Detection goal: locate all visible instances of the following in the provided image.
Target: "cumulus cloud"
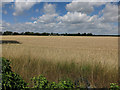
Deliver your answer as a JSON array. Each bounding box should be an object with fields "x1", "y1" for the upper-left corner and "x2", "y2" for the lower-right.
[
  {"x1": 66, "y1": 2, "x2": 106, "y2": 14},
  {"x1": 43, "y1": 3, "x2": 56, "y2": 14},
  {"x1": 36, "y1": 14, "x2": 58, "y2": 23},
  {"x1": 57, "y1": 12, "x2": 91, "y2": 24},
  {"x1": 100, "y1": 3, "x2": 118, "y2": 23},
  {"x1": 34, "y1": 3, "x2": 58, "y2": 24},
  {"x1": 13, "y1": 0, "x2": 37, "y2": 16},
  {"x1": 2, "y1": 2, "x2": 118, "y2": 35}
]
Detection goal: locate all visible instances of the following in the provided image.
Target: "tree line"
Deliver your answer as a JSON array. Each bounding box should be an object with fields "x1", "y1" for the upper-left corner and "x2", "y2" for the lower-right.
[{"x1": 1, "y1": 31, "x2": 93, "y2": 36}]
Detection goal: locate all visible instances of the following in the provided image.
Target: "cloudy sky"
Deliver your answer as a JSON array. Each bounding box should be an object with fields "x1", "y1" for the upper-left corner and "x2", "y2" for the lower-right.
[{"x1": 1, "y1": 1, "x2": 119, "y2": 35}]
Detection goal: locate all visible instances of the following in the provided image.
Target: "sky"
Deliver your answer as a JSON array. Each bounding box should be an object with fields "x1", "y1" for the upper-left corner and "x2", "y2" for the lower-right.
[{"x1": 1, "y1": 1, "x2": 119, "y2": 35}]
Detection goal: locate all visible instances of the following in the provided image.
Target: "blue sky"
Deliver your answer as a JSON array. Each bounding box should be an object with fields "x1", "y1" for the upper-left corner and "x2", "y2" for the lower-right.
[
  {"x1": 2, "y1": 2, "x2": 119, "y2": 35},
  {"x1": 2, "y1": 2, "x2": 69, "y2": 23}
]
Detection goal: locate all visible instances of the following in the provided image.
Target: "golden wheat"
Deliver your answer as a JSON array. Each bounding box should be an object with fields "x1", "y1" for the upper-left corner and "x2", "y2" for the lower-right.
[{"x1": 2, "y1": 36, "x2": 118, "y2": 88}]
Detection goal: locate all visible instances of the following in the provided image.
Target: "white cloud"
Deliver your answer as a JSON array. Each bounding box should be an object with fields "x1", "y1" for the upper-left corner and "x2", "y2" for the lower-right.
[
  {"x1": 2, "y1": 2, "x2": 118, "y2": 35},
  {"x1": 31, "y1": 17, "x2": 38, "y2": 20},
  {"x1": 12, "y1": 12, "x2": 17, "y2": 16},
  {"x1": 13, "y1": 0, "x2": 37, "y2": 16},
  {"x1": 100, "y1": 3, "x2": 118, "y2": 23},
  {"x1": 35, "y1": 3, "x2": 58, "y2": 24},
  {"x1": 66, "y1": 2, "x2": 93, "y2": 14},
  {"x1": 43, "y1": 3, "x2": 56, "y2": 14},
  {"x1": 33, "y1": 21, "x2": 37, "y2": 24},
  {"x1": 3, "y1": 10, "x2": 7, "y2": 14},
  {"x1": 25, "y1": 22, "x2": 33, "y2": 24},
  {"x1": 66, "y1": 2, "x2": 106, "y2": 14},
  {"x1": 36, "y1": 14, "x2": 58, "y2": 23},
  {"x1": 35, "y1": 9, "x2": 39, "y2": 12},
  {"x1": 57, "y1": 12, "x2": 91, "y2": 24}
]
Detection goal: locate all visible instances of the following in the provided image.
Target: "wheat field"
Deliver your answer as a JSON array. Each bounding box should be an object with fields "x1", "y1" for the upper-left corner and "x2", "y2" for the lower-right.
[{"x1": 2, "y1": 36, "x2": 118, "y2": 88}]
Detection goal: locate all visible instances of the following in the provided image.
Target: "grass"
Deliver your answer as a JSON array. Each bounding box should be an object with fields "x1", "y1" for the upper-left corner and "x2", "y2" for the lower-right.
[{"x1": 2, "y1": 36, "x2": 118, "y2": 88}]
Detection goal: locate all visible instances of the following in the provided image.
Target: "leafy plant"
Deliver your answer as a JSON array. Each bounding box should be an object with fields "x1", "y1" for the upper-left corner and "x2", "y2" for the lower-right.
[
  {"x1": 31, "y1": 75, "x2": 49, "y2": 88},
  {"x1": 110, "y1": 83, "x2": 120, "y2": 89},
  {"x1": 1, "y1": 57, "x2": 28, "y2": 89},
  {"x1": 56, "y1": 79, "x2": 74, "y2": 88},
  {"x1": 46, "y1": 81, "x2": 58, "y2": 88},
  {"x1": 31, "y1": 75, "x2": 75, "y2": 88}
]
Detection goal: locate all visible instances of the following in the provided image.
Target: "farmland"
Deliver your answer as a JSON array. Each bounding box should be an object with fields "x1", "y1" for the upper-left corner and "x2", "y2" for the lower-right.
[{"x1": 2, "y1": 36, "x2": 118, "y2": 88}]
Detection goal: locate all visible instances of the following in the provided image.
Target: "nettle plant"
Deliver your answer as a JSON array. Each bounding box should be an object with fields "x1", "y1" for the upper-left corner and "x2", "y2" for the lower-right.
[
  {"x1": 1, "y1": 57, "x2": 28, "y2": 89},
  {"x1": 31, "y1": 75, "x2": 74, "y2": 88}
]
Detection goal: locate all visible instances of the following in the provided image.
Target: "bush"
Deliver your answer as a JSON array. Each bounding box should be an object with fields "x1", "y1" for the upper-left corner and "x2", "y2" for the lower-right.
[{"x1": 1, "y1": 57, "x2": 28, "y2": 89}]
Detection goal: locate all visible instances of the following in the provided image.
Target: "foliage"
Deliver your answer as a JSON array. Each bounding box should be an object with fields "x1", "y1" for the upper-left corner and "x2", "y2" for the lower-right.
[
  {"x1": 31, "y1": 75, "x2": 49, "y2": 88},
  {"x1": 56, "y1": 79, "x2": 74, "y2": 88},
  {"x1": 31, "y1": 75, "x2": 74, "y2": 88},
  {"x1": 110, "y1": 83, "x2": 120, "y2": 89},
  {"x1": 46, "y1": 82, "x2": 58, "y2": 88},
  {"x1": 1, "y1": 57, "x2": 28, "y2": 89}
]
